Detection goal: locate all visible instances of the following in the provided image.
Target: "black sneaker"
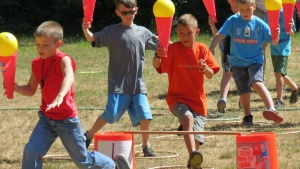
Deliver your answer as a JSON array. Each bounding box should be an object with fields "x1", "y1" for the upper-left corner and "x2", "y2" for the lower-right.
[
  {"x1": 289, "y1": 90, "x2": 298, "y2": 104},
  {"x1": 114, "y1": 154, "x2": 131, "y2": 169},
  {"x1": 274, "y1": 100, "x2": 285, "y2": 108},
  {"x1": 187, "y1": 150, "x2": 203, "y2": 169},
  {"x1": 217, "y1": 99, "x2": 226, "y2": 113},
  {"x1": 242, "y1": 114, "x2": 253, "y2": 126},
  {"x1": 143, "y1": 145, "x2": 156, "y2": 157},
  {"x1": 84, "y1": 131, "x2": 92, "y2": 149}
]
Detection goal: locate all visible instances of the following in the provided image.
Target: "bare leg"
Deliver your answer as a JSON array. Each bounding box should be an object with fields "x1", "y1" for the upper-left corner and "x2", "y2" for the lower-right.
[
  {"x1": 220, "y1": 72, "x2": 232, "y2": 99},
  {"x1": 274, "y1": 72, "x2": 284, "y2": 101},
  {"x1": 182, "y1": 115, "x2": 195, "y2": 155},
  {"x1": 251, "y1": 82, "x2": 274, "y2": 109},
  {"x1": 87, "y1": 116, "x2": 107, "y2": 139},
  {"x1": 239, "y1": 92, "x2": 252, "y2": 115},
  {"x1": 140, "y1": 119, "x2": 150, "y2": 148}
]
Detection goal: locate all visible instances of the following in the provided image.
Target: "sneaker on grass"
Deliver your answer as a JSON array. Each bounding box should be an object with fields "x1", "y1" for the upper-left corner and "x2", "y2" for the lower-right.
[
  {"x1": 143, "y1": 145, "x2": 156, "y2": 157},
  {"x1": 289, "y1": 90, "x2": 299, "y2": 104},
  {"x1": 187, "y1": 150, "x2": 203, "y2": 169},
  {"x1": 274, "y1": 100, "x2": 285, "y2": 108},
  {"x1": 263, "y1": 110, "x2": 283, "y2": 124},
  {"x1": 217, "y1": 99, "x2": 226, "y2": 113},
  {"x1": 242, "y1": 114, "x2": 253, "y2": 126}
]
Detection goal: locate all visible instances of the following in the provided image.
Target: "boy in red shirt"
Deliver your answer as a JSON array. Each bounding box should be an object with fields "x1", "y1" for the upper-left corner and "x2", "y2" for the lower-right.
[
  {"x1": 153, "y1": 14, "x2": 220, "y2": 169},
  {"x1": 14, "y1": 21, "x2": 130, "y2": 169}
]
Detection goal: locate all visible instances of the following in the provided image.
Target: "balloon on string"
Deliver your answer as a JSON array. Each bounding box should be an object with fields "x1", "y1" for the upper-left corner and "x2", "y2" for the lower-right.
[
  {"x1": 265, "y1": 0, "x2": 282, "y2": 40},
  {"x1": 153, "y1": 0, "x2": 175, "y2": 57},
  {"x1": 0, "y1": 32, "x2": 18, "y2": 57},
  {"x1": 282, "y1": 0, "x2": 296, "y2": 33}
]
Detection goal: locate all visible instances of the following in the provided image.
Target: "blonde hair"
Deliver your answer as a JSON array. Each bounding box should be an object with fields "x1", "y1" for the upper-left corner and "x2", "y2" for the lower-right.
[
  {"x1": 33, "y1": 21, "x2": 63, "y2": 42},
  {"x1": 177, "y1": 14, "x2": 198, "y2": 29},
  {"x1": 115, "y1": 0, "x2": 137, "y2": 10},
  {"x1": 237, "y1": 0, "x2": 255, "y2": 5}
]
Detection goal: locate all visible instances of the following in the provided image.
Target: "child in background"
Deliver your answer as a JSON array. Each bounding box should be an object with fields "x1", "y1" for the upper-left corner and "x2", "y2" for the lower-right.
[
  {"x1": 208, "y1": 0, "x2": 238, "y2": 113},
  {"x1": 209, "y1": 0, "x2": 283, "y2": 125},
  {"x1": 81, "y1": 0, "x2": 157, "y2": 157},
  {"x1": 154, "y1": 14, "x2": 220, "y2": 169},
  {"x1": 264, "y1": 9, "x2": 299, "y2": 108},
  {"x1": 14, "y1": 21, "x2": 130, "y2": 169}
]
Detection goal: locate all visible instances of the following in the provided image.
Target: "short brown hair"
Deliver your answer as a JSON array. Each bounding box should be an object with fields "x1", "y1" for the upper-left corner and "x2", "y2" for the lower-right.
[
  {"x1": 237, "y1": 0, "x2": 255, "y2": 5},
  {"x1": 177, "y1": 14, "x2": 198, "y2": 29},
  {"x1": 115, "y1": 0, "x2": 137, "y2": 9},
  {"x1": 33, "y1": 21, "x2": 63, "y2": 42}
]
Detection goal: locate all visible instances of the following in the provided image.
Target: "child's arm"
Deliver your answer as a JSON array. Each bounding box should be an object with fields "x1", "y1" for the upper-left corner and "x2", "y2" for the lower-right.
[
  {"x1": 199, "y1": 59, "x2": 214, "y2": 79},
  {"x1": 82, "y1": 19, "x2": 95, "y2": 42},
  {"x1": 45, "y1": 56, "x2": 74, "y2": 112},
  {"x1": 209, "y1": 33, "x2": 225, "y2": 55},
  {"x1": 152, "y1": 43, "x2": 165, "y2": 68},
  {"x1": 208, "y1": 16, "x2": 218, "y2": 35},
  {"x1": 14, "y1": 73, "x2": 39, "y2": 96}
]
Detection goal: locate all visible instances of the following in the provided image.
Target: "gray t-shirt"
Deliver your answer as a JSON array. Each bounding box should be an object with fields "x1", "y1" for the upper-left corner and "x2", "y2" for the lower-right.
[{"x1": 93, "y1": 23, "x2": 158, "y2": 94}]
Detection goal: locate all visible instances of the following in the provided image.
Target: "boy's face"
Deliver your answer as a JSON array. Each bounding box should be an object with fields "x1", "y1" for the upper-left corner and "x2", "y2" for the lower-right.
[
  {"x1": 227, "y1": 0, "x2": 238, "y2": 11},
  {"x1": 35, "y1": 36, "x2": 62, "y2": 59},
  {"x1": 115, "y1": 4, "x2": 138, "y2": 26},
  {"x1": 238, "y1": 3, "x2": 256, "y2": 20},
  {"x1": 176, "y1": 24, "x2": 200, "y2": 48}
]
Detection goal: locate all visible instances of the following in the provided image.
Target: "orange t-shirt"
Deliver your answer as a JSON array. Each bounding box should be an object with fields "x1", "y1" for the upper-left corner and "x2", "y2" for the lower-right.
[{"x1": 156, "y1": 42, "x2": 220, "y2": 116}]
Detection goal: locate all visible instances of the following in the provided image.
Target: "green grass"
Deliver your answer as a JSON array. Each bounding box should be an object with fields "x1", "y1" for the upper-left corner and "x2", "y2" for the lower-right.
[{"x1": 1, "y1": 33, "x2": 300, "y2": 168}]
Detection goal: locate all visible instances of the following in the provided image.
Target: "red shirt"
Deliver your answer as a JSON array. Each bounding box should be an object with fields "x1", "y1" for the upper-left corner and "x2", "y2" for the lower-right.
[
  {"x1": 32, "y1": 51, "x2": 77, "y2": 120},
  {"x1": 156, "y1": 42, "x2": 220, "y2": 117}
]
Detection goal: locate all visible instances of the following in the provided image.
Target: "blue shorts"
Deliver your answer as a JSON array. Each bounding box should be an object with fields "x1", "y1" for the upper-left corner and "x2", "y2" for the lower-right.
[
  {"x1": 172, "y1": 103, "x2": 206, "y2": 144},
  {"x1": 232, "y1": 63, "x2": 264, "y2": 95},
  {"x1": 101, "y1": 93, "x2": 153, "y2": 127}
]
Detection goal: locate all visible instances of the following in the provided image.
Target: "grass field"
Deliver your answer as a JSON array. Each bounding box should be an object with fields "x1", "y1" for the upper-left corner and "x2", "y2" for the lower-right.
[{"x1": 0, "y1": 32, "x2": 300, "y2": 169}]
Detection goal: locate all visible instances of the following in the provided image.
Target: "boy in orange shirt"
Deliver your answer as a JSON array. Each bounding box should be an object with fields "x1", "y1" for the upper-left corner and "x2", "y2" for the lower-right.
[{"x1": 153, "y1": 14, "x2": 220, "y2": 169}]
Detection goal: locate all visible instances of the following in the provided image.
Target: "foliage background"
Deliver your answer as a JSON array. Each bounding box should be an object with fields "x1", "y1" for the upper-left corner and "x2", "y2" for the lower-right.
[{"x1": 0, "y1": 0, "x2": 230, "y2": 36}]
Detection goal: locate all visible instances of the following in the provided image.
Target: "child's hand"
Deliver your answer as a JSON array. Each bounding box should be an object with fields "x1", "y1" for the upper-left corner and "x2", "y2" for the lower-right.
[
  {"x1": 199, "y1": 59, "x2": 207, "y2": 72},
  {"x1": 45, "y1": 94, "x2": 64, "y2": 112},
  {"x1": 82, "y1": 19, "x2": 92, "y2": 29},
  {"x1": 288, "y1": 22, "x2": 294, "y2": 36},
  {"x1": 156, "y1": 42, "x2": 166, "y2": 58},
  {"x1": 208, "y1": 16, "x2": 216, "y2": 27}
]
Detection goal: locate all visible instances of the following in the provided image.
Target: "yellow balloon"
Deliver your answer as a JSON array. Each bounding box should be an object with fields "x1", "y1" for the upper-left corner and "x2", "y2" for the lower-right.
[
  {"x1": 282, "y1": 0, "x2": 296, "y2": 4},
  {"x1": 0, "y1": 32, "x2": 18, "y2": 57},
  {"x1": 153, "y1": 0, "x2": 175, "y2": 17},
  {"x1": 265, "y1": 0, "x2": 282, "y2": 10}
]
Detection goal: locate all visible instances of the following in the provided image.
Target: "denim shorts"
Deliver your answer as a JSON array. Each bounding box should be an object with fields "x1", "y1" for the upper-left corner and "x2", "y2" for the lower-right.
[
  {"x1": 172, "y1": 103, "x2": 206, "y2": 144},
  {"x1": 271, "y1": 55, "x2": 288, "y2": 76},
  {"x1": 101, "y1": 93, "x2": 153, "y2": 127},
  {"x1": 232, "y1": 63, "x2": 264, "y2": 95}
]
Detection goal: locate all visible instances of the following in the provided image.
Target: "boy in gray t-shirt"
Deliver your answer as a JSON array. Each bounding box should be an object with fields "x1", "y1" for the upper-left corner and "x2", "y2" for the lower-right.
[{"x1": 82, "y1": 0, "x2": 158, "y2": 157}]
